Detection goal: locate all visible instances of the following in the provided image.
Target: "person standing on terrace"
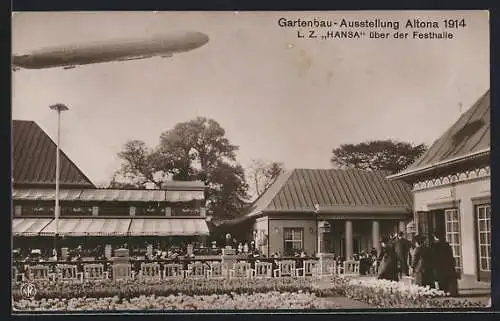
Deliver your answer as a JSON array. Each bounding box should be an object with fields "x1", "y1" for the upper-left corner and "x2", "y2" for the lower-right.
[
  {"x1": 411, "y1": 235, "x2": 434, "y2": 288},
  {"x1": 377, "y1": 235, "x2": 399, "y2": 281},
  {"x1": 394, "y1": 231, "x2": 411, "y2": 278},
  {"x1": 431, "y1": 232, "x2": 459, "y2": 296}
]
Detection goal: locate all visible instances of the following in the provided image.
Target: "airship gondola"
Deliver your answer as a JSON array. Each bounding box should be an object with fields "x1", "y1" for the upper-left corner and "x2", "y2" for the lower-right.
[{"x1": 12, "y1": 31, "x2": 209, "y2": 70}]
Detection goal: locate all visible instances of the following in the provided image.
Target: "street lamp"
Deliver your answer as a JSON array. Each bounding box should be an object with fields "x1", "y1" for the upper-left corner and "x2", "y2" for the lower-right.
[
  {"x1": 314, "y1": 204, "x2": 320, "y2": 256},
  {"x1": 49, "y1": 103, "x2": 69, "y2": 260}
]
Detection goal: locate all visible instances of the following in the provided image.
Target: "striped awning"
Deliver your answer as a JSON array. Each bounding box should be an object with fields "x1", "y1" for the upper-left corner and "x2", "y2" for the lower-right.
[
  {"x1": 166, "y1": 190, "x2": 204, "y2": 202},
  {"x1": 12, "y1": 189, "x2": 82, "y2": 201},
  {"x1": 39, "y1": 218, "x2": 131, "y2": 236},
  {"x1": 79, "y1": 189, "x2": 166, "y2": 202},
  {"x1": 13, "y1": 188, "x2": 204, "y2": 202},
  {"x1": 128, "y1": 218, "x2": 209, "y2": 236},
  {"x1": 12, "y1": 218, "x2": 54, "y2": 236}
]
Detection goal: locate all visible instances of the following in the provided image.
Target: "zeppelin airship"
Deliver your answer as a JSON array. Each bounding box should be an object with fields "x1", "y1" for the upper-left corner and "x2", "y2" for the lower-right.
[{"x1": 12, "y1": 31, "x2": 209, "y2": 70}]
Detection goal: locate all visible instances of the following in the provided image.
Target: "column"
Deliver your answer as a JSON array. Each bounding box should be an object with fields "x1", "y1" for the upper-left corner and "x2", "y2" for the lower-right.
[
  {"x1": 317, "y1": 220, "x2": 322, "y2": 254},
  {"x1": 372, "y1": 220, "x2": 380, "y2": 252},
  {"x1": 345, "y1": 220, "x2": 353, "y2": 259}
]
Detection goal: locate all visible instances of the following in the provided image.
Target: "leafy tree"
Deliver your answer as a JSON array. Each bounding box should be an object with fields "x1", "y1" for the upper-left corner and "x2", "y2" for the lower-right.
[
  {"x1": 331, "y1": 140, "x2": 427, "y2": 173},
  {"x1": 113, "y1": 140, "x2": 172, "y2": 189},
  {"x1": 113, "y1": 117, "x2": 249, "y2": 219},
  {"x1": 247, "y1": 159, "x2": 284, "y2": 199}
]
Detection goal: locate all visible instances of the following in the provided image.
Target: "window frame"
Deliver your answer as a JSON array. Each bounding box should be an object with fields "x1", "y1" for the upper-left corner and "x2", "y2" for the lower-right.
[
  {"x1": 283, "y1": 227, "x2": 304, "y2": 255},
  {"x1": 476, "y1": 204, "x2": 491, "y2": 272},
  {"x1": 444, "y1": 208, "x2": 463, "y2": 273}
]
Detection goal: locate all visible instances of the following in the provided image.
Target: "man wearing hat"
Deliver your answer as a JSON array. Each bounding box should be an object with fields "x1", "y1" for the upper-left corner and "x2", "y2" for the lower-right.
[
  {"x1": 411, "y1": 235, "x2": 434, "y2": 287},
  {"x1": 430, "y1": 232, "x2": 459, "y2": 296},
  {"x1": 394, "y1": 231, "x2": 411, "y2": 278}
]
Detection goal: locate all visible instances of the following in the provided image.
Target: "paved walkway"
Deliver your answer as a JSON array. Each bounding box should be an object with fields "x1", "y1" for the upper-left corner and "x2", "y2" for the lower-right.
[{"x1": 320, "y1": 296, "x2": 375, "y2": 309}]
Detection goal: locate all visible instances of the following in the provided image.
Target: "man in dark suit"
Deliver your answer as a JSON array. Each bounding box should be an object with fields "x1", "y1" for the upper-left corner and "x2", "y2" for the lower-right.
[
  {"x1": 411, "y1": 235, "x2": 434, "y2": 287},
  {"x1": 394, "y1": 231, "x2": 411, "y2": 278},
  {"x1": 431, "y1": 232, "x2": 459, "y2": 296}
]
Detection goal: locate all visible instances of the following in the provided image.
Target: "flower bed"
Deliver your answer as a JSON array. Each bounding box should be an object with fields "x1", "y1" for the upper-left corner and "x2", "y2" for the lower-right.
[
  {"x1": 12, "y1": 277, "x2": 323, "y2": 301},
  {"x1": 14, "y1": 292, "x2": 341, "y2": 311},
  {"x1": 12, "y1": 276, "x2": 488, "y2": 310},
  {"x1": 341, "y1": 277, "x2": 487, "y2": 309}
]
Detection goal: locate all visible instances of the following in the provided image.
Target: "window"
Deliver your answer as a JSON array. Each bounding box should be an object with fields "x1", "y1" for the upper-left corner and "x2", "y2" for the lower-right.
[
  {"x1": 283, "y1": 228, "x2": 303, "y2": 255},
  {"x1": 60, "y1": 203, "x2": 93, "y2": 216},
  {"x1": 19, "y1": 202, "x2": 54, "y2": 216},
  {"x1": 135, "y1": 204, "x2": 166, "y2": 216},
  {"x1": 476, "y1": 204, "x2": 491, "y2": 272},
  {"x1": 444, "y1": 209, "x2": 462, "y2": 272},
  {"x1": 98, "y1": 204, "x2": 130, "y2": 216},
  {"x1": 171, "y1": 206, "x2": 201, "y2": 217}
]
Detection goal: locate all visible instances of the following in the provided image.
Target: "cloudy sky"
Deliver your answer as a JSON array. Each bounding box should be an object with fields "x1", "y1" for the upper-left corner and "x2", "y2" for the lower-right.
[{"x1": 12, "y1": 11, "x2": 489, "y2": 186}]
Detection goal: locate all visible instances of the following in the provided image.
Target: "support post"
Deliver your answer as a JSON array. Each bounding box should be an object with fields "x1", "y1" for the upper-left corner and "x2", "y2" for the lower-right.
[
  {"x1": 345, "y1": 220, "x2": 353, "y2": 259},
  {"x1": 372, "y1": 220, "x2": 380, "y2": 252}
]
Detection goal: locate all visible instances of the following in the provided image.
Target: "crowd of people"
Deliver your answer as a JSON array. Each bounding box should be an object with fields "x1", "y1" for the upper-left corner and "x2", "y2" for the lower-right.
[{"x1": 377, "y1": 231, "x2": 459, "y2": 296}]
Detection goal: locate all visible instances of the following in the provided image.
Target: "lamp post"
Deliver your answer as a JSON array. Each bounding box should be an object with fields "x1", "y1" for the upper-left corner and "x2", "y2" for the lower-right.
[
  {"x1": 49, "y1": 103, "x2": 69, "y2": 260},
  {"x1": 314, "y1": 204, "x2": 320, "y2": 256}
]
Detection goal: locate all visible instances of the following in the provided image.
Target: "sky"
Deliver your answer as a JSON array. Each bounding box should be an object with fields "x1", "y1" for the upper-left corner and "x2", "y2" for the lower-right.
[{"x1": 12, "y1": 11, "x2": 490, "y2": 187}]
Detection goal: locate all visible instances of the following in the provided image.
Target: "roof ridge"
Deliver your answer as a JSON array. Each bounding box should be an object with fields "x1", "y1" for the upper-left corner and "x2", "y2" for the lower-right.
[
  {"x1": 246, "y1": 169, "x2": 295, "y2": 215},
  {"x1": 390, "y1": 89, "x2": 490, "y2": 179}
]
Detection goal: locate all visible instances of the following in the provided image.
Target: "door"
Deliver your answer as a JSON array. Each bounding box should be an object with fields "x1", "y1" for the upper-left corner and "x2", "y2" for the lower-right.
[
  {"x1": 475, "y1": 204, "x2": 491, "y2": 281},
  {"x1": 416, "y1": 210, "x2": 446, "y2": 246}
]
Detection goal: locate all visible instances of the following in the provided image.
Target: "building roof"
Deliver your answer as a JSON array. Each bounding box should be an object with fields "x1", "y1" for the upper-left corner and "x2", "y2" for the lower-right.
[
  {"x1": 245, "y1": 168, "x2": 412, "y2": 218},
  {"x1": 388, "y1": 90, "x2": 490, "y2": 180},
  {"x1": 12, "y1": 120, "x2": 95, "y2": 188}
]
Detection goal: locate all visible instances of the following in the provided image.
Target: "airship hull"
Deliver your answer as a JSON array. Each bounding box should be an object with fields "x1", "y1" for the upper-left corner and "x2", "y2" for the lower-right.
[{"x1": 12, "y1": 31, "x2": 209, "y2": 69}]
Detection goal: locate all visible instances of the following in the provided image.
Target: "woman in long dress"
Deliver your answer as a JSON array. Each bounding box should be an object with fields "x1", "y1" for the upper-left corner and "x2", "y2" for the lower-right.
[{"x1": 377, "y1": 235, "x2": 399, "y2": 281}]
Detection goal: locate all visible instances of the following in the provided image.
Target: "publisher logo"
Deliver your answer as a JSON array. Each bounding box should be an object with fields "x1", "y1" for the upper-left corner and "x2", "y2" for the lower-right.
[{"x1": 20, "y1": 282, "x2": 37, "y2": 299}]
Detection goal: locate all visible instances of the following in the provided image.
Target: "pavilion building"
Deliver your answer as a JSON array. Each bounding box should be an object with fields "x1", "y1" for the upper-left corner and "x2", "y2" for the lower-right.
[
  {"x1": 232, "y1": 168, "x2": 413, "y2": 258},
  {"x1": 388, "y1": 89, "x2": 490, "y2": 282},
  {"x1": 12, "y1": 120, "x2": 209, "y2": 256}
]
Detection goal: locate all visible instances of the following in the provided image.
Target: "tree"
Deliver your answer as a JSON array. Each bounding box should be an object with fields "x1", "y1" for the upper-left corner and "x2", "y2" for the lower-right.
[
  {"x1": 113, "y1": 117, "x2": 250, "y2": 220},
  {"x1": 113, "y1": 140, "x2": 173, "y2": 189},
  {"x1": 247, "y1": 159, "x2": 284, "y2": 199},
  {"x1": 208, "y1": 161, "x2": 249, "y2": 219},
  {"x1": 331, "y1": 140, "x2": 427, "y2": 173}
]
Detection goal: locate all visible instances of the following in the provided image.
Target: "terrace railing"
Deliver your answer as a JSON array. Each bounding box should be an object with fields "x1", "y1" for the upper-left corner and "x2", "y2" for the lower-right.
[
  {"x1": 14, "y1": 256, "x2": 358, "y2": 282},
  {"x1": 84, "y1": 263, "x2": 109, "y2": 280},
  {"x1": 139, "y1": 262, "x2": 162, "y2": 281},
  {"x1": 251, "y1": 262, "x2": 273, "y2": 278},
  {"x1": 57, "y1": 264, "x2": 83, "y2": 282},
  {"x1": 164, "y1": 263, "x2": 184, "y2": 279}
]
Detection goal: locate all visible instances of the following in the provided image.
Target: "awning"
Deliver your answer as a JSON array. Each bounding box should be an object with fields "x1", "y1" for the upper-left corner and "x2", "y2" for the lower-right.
[
  {"x1": 12, "y1": 188, "x2": 82, "y2": 201},
  {"x1": 12, "y1": 218, "x2": 54, "y2": 236},
  {"x1": 129, "y1": 218, "x2": 209, "y2": 236},
  {"x1": 13, "y1": 188, "x2": 204, "y2": 202},
  {"x1": 166, "y1": 190, "x2": 204, "y2": 202},
  {"x1": 40, "y1": 218, "x2": 131, "y2": 236},
  {"x1": 79, "y1": 189, "x2": 165, "y2": 202}
]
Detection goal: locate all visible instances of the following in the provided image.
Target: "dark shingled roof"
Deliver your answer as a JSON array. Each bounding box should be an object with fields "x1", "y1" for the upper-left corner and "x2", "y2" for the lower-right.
[
  {"x1": 246, "y1": 168, "x2": 412, "y2": 217},
  {"x1": 12, "y1": 120, "x2": 95, "y2": 188},
  {"x1": 389, "y1": 90, "x2": 490, "y2": 179}
]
